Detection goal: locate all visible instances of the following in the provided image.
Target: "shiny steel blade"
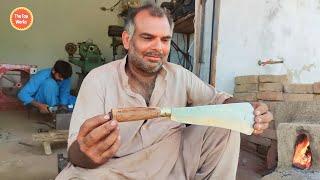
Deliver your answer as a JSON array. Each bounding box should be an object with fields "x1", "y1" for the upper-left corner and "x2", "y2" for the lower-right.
[{"x1": 170, "y1": 103, "x2": 255, "y2": 135}]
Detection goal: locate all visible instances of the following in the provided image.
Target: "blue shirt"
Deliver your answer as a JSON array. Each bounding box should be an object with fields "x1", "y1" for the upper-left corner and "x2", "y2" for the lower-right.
[{"x1": 18, "y1": 68, "x2": 71, "y2": 105}]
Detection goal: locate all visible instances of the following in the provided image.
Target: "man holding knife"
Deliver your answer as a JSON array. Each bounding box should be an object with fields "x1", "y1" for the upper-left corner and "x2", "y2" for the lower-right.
[{"x1": 57, "y1": 4, "x2": 272, "y2": 180}]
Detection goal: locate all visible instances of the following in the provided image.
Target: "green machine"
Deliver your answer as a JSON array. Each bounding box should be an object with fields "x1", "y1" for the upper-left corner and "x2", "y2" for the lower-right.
[
  {"x1": 65, "y1": 40, "x2": 105, "y2": 74},
  {"x1": 65, "y1": 40, "x2": 105, "y2": 94}
]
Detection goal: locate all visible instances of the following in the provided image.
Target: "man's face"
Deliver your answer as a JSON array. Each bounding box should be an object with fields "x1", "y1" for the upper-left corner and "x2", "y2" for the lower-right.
[
  {"x1": 123, "y1": 10, "x2": 172, "y2": 74},
  {"x1": 52, "y1": 71, "x2": 64, "y2": 81}
]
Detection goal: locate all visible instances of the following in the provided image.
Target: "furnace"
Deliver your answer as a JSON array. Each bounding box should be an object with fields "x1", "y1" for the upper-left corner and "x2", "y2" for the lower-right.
[{"x1": 263, "y1": 101, "x2": 320, "y2": 180}]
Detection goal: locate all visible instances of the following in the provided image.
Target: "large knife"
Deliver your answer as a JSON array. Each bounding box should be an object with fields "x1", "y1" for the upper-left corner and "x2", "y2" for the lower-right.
[{"x1": 110, "y1": 103, "x2": 255, "y2": 135}]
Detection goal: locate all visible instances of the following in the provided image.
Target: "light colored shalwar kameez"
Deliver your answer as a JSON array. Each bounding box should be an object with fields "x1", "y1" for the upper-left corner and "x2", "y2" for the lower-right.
[{"x1": 56, "y1": 57, "x2": 240, "y2": 180}]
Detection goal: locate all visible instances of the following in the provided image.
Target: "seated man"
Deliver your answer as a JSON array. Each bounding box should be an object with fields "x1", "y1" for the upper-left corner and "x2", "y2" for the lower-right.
[
  {"x1": 18, "y1": 60, "x2": 76, "y2": 113},
  {"x1": 56, "y1": 4, "x2": 273, "y2": 180}
]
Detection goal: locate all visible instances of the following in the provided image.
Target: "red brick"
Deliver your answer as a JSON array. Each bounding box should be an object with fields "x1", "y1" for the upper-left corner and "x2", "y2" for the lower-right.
[
  {"x1": 235, "y1": 75, "x2": 258, "y2": 84},
  {"x1": 259, "y1": 83, "x2": 283, "y2": 92},
  {"x1": 234, "y1": 93, "x2": 257, "y2": 102},
  {"x1": 234, "y1": 84, "x2": 258, "y2": 93},
  {"x1": 283, "y1": 93, "x2": 314, "y2": 101},
  {"x1": 284, "y1": 84, "x2": 313, "y2": 93},
  {"x1": 246, "y1": 134, "x2": 272, "y2": 147},
  {"x1": 257, "y1": 92, "x2": 284, "y2": 101},
  {"x1": 313, "y1": 82, "x2": 320, "y2": 94},
  {"x1": 259, "y1": 75, "x2": 288, "y2": 83},
  {"x1": 315, "y1": 95, "x2": 320, "y2": 101}
]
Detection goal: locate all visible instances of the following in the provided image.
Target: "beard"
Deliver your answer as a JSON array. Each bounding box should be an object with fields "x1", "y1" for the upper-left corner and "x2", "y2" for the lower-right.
[{"x1": 128, "y1": 43, "x2": 167, "y2": 74}]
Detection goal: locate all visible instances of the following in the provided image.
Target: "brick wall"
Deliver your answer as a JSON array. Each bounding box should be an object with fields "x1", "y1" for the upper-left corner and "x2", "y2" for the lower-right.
[{"x1": 234, "y1": 74, "x2": 320, "y2": 102}]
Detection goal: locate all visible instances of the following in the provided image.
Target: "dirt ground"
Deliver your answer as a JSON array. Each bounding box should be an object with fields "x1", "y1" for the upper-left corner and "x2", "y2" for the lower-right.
[{"x1": 0, "y1": 110, "x2": 267, "y2": 180}]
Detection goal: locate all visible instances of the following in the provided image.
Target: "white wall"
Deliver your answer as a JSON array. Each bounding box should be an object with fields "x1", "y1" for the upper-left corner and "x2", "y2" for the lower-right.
[
  {"x1": 0, "y1": 0, "x2": 123, "y2": 88},
  {"x1": 216, "y1": 0, "x2": 320, "y2": 94}
]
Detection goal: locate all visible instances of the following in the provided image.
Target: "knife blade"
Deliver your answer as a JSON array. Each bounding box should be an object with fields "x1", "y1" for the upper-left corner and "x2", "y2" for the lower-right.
[{"x1": 111, "y1": 102, "x2": 254, "y2": 135}]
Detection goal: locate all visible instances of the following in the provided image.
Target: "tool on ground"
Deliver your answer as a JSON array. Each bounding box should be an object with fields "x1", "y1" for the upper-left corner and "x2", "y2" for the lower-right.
[
  {"x1": 47, "y1": 106, "x2": 58, "y2": 113},
  {"x1": 111, "y1": 103, "x2": 255, "y2": 135}
]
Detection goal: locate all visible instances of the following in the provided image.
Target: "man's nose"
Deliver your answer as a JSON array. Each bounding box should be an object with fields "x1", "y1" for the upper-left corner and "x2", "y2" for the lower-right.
[{"x1": 152, "y1": 38, "x2": 163, "y2": 51}]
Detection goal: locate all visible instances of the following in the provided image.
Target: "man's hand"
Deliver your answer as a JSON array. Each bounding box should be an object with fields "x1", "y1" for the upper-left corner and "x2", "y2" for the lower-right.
[
  {"x1": 31, "y1": 100, "x2": 50, "y2": 114},
  {"x1": 37, "y1": 103, "x2": 50, "y2": 114},
  {"x1": 69, "y1": 114, "x2": 121, "y2": 168},
  {"x1": 251, "y1": 102, "x2": 273, "y2": 134}
]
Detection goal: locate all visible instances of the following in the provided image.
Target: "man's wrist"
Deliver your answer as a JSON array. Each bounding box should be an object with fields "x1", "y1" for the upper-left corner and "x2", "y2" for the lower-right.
[
  {"x1": 31, "y1": 100, "x2": 41, "y2": 108},
  {"x1": 68, "y1": 140, "x2": 104, "y2": 169}
]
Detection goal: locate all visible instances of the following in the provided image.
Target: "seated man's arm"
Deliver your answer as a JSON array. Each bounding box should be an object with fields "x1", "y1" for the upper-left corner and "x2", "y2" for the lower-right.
[
  {"x1": 67, "y1": 71, "x2": 121, "y2": 168},
  {"x1": 183, "y1": 69, "x2": 231, "y2": 106},
  {"x1": 18, "y1": 72, "x2": 50, "y2": 113},
  {"x1": 30, "y1": 100, "x2": 50, "y2": 113},
  {"x1": 68, "y1": 114, "x2": 120, "y2": 168}
]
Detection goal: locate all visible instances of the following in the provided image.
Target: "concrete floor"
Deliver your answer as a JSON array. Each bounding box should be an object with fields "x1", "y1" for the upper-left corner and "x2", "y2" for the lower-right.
[
  {"x1": 0, "y1": 110, "x2": 266, "y2": 180},
  {"x1": 0, "y1": 111, "x2": 66, "y2": 180}
]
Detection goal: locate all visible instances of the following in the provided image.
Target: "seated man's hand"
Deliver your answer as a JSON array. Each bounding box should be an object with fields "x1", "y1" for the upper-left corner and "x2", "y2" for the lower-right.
[
  {"x1": 76, "y1": 114, "x2": 121, "y2": 166},
  {"x1": 37, "y1": 103, "x2": 50, "y2": 114},
  {"x1": 251, "y1": 102, "x2": 273, "y2": 135}
]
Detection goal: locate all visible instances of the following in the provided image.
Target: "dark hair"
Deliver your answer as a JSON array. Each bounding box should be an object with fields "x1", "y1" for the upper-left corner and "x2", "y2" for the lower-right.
[
  {"x1": 124, "y1": 3, "x2": 174, "y2": 36},
  {"x1": 53, "y1": 60, "x2": 72, "y2": 79}
]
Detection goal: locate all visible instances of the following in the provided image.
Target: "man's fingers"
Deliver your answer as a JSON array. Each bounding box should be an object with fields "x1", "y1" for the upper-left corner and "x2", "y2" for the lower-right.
[
  {"x1": 101, "y1": 136, "x2": 121, "y2": 160},
  {"x1": 96, "y1": 127, "x2": 120, "y2": 152},
  {"x1": 255, "y1": 111, "x2": 273, "y2": 123},
  {"x1": 252, "y1": 102, "x2": 268, "y2": 115},
  {"x1": 254, "y1": 122, "x2": 269, "y2": 131},
  {"x1": 253, "y1": 129, "x2": 263, "y2": 135},
  {"x1": 82, "y1": 120, "x2": 118, "y2": 147},
  {"x1": 78, "y1": 114, "x2": 110, "y2": 138}
]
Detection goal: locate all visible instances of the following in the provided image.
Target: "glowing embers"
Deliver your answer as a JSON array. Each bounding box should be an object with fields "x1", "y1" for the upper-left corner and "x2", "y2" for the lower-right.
[{"x1": 292, "y1": 133, "x2": 312, "y2": 170}]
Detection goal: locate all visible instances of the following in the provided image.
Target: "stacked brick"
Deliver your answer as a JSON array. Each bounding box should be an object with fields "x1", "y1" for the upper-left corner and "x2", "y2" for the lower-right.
[
  {"x1": 234, "y1": 75, "x2": 287, "y2": 102},
  {"x1": 234, "y1": 74, "x2": 320, "y2": 102}
]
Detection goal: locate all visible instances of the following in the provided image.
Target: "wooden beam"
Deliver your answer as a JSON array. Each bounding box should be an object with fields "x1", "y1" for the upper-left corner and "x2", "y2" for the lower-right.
[
  {"x1": 193, "y1": 0, "x2": 206, "y2": 76},
  {"x1": 32, "y1": 130, "x2": 68, "y2": 142},
  {"x1": 33, "y1": 130, "x2": 68, "y2": 155},
  {"x1": 210, "y1": 0, "x2": 221, "y2": 86}
]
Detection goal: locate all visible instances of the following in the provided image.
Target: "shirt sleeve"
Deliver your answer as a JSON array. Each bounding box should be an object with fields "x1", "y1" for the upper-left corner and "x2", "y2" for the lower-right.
[
  {"x1": 17, "y1": 72, "x2": 44, "y2": 105},
  {"x1": 184, "y1": 69, "x2": 232, "y2": 106},
  {"x1": 58, "y1": 78, "x2": 71, "y2": 105},
  {"x1": 67, "y1": 70, "x2": 106, "y2": 149}
]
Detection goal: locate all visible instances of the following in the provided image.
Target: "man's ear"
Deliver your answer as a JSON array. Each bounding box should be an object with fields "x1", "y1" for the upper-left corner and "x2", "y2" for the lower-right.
[{"x1": 122, "y1": 31, "x2": 131, "y2": 50}]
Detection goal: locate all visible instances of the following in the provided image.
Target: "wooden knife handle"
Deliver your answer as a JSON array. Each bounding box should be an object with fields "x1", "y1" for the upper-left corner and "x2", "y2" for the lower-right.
[{"x1": 111, "y1": 107, "x2": 162, "y2": 122}]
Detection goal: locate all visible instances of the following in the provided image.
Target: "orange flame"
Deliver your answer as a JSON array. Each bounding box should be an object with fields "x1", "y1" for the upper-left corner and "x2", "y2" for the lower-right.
[{"x1": 292, "y1": 135, "x2": 312, "y2": 169}]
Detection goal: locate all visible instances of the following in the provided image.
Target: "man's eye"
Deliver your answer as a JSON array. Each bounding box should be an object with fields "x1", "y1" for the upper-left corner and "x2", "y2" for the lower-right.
[
  {"x1": 142, "y1": 37, "x2": 152, "y2": 40},
  {"x1": 162, "y1": 39, "x2": 170, "y2": 42}
]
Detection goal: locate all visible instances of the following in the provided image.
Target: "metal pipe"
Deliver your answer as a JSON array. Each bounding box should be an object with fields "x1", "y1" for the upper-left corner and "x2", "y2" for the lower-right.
[{"x1": 258, "y1": 59, "x2": 284, "y2": 66}]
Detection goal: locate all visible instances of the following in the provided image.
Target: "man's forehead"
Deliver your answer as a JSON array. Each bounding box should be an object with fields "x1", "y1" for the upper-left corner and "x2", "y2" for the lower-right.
[{"x1": 134, "y1": 10, "x2": 172, "y2": 35}]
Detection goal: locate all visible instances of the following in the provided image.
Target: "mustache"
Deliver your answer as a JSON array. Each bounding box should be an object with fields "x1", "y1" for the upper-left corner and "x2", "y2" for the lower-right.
[{"x1": 144, "y1": 51, "x2": 164, "y2": 58}]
